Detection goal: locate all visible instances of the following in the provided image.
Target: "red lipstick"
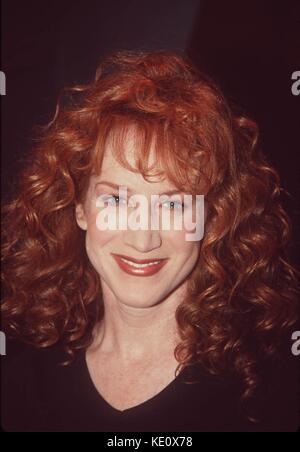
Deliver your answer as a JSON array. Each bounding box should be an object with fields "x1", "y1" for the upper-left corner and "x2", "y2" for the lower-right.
[{"x1": 111, "y1": 253, "x2": 168, "y2": 277}]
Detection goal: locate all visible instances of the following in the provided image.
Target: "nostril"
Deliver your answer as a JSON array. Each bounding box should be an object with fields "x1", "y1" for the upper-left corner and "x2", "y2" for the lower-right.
[{"x1": 122, "y1": 229, "x2": 162, "y2": 252}]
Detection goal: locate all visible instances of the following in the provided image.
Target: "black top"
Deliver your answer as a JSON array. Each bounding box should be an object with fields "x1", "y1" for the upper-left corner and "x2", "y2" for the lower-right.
[{"x1": 1, "y1": 343, "x2": 299, "y2": 432}]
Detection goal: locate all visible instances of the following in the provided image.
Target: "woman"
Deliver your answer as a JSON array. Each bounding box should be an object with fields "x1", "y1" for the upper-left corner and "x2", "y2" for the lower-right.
[{"x1": 1, "y1": 50, "x2": 299, "y2": 432}]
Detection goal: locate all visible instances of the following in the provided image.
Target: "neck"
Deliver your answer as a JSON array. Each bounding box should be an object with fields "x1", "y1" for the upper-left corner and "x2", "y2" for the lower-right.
[{"x1": 91, "y1": 282, "x2": 186, "y2": 362}]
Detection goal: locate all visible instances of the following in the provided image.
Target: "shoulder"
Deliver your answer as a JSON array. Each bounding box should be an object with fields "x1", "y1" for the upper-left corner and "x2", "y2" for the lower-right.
[
  {"x1": 256, "y1": 350, "x2": 300, "y2": 432},
  {"x1": 1, "y1": 341, "x2": 74, "y2": 432},
  {"x1": 180, "y1": 354, "x2": 299, "y2": 432},
  {"x1": 1, "y1": 341, "x2": 69, "y2": 389}
]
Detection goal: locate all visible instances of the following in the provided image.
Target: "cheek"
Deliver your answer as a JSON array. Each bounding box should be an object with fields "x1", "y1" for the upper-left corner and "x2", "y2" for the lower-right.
[
  {"x1": 163, "y1": 229, "x2": 201, "y2": 255},
  {"x1": 85, "y1": 208, "x2": 118, "y2": 249},
  {"x1": 86, "y1": 227, "x2": 114, "y2": 250},
  {"x1": 84, "y1": 225, "x2": 119, "y2": 277}
]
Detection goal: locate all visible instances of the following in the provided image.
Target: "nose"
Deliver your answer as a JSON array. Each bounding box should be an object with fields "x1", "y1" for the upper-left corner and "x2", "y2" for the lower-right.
[{"x1": 122, "y1": 229, "x2": 162, "y2": 253}]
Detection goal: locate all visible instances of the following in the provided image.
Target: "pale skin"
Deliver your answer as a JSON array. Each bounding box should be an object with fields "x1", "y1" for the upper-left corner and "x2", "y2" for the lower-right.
[{"x1": 75, "y1": 128, "x2": 202, "y2": 411}]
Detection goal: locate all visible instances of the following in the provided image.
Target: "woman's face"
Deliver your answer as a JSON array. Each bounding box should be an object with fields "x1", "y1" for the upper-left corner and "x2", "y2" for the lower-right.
[{"x1": 75, "y1": 132, "x2": 202, "y2": 309}]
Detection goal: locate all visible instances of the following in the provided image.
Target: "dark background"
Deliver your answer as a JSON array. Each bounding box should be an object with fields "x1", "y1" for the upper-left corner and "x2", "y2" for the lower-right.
[
  {"x1": 1, "y1": 0, "x2": 300, "y2": 278},
  {"x1": 1, "y1": 0, "x2": 300, "y2": 429}
]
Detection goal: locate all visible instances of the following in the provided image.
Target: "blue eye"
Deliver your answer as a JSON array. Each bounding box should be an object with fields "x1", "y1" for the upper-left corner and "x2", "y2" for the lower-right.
[
  {"x1": 103, "y1": 195, "x2": 127, "y2": 206},
  {"x1": 162, "y1": 200, "x2": 184, "y2": 210}
]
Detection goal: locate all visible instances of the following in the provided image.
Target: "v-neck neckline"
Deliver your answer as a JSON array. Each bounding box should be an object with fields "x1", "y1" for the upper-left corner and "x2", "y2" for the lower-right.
[{"x1": 81, "y1": 349, "x2": 187, "y2": 415}]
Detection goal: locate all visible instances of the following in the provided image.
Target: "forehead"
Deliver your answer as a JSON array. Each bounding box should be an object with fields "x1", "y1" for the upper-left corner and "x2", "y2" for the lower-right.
[
  {"x1": 103, "y1": 125, "x2": 157, "y2": 168},
  {"x1": 96, "y1": 127, "x2": 177, "y2": 191}
]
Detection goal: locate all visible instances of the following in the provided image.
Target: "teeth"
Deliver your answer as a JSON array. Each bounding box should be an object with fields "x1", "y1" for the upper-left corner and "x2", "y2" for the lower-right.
[{"x1": 120, "y1": 258, "x2": 161, "y2": 268}]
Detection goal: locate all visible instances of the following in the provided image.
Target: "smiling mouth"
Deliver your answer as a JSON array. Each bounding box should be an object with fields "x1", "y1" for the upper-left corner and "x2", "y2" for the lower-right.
[
  {"x1": 118, "y1": 257, "x2": 162, "y2": 268},
  {"x1": 111, "y1": 253, "x2": 169, "y2": 276}
]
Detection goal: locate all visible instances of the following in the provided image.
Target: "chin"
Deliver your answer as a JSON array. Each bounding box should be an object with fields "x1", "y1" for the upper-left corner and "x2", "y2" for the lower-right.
[
  {"x1": 119, "y1": 296, "x2": 161, "y2": 308},
  {"x1": 111, "y1": 289, "x2": 165, "y2": 309}
]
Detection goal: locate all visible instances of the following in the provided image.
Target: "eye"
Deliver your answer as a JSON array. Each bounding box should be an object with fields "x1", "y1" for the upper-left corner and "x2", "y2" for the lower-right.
[
  {"x1": 161, "y1": 200, "x2": 184, "y2": 210},
  {"x1": 102, "y1": 195, "x2": 127, "y2": 206}
]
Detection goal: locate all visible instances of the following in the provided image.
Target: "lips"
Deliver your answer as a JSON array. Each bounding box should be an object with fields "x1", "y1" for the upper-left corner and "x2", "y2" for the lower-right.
[{"x1": 111, "y1": 253, "x2": 169, "y2": 277}]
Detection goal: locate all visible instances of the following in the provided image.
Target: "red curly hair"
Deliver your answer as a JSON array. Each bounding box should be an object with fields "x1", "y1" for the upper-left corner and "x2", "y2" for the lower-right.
[{"x1": 1, "y1": 50, "x2": 299, "y2": 418}]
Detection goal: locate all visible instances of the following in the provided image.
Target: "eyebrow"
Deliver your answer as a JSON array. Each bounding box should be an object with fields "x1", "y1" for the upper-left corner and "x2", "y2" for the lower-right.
[{"x1": 95, "y1": 181, "x2": 183, "y2": 196}]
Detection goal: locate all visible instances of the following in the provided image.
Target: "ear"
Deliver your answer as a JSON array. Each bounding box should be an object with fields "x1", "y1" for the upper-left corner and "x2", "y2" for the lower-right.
[{"x1": 75, "y1": 204, "x2": 88, "y2": 231}]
